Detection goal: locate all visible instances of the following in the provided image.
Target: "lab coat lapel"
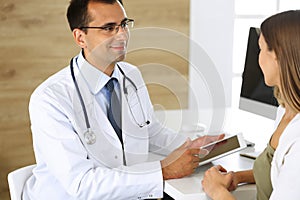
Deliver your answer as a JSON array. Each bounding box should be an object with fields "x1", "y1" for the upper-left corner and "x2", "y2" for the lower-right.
[{"x1": 73, "y1": 69, "x2": 124, "y2": 168}]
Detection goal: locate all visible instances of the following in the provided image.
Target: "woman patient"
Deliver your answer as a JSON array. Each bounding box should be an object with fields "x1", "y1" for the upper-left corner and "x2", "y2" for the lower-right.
[{"x1": 202, "y1": 10, "x2": 300, "y2": 200}]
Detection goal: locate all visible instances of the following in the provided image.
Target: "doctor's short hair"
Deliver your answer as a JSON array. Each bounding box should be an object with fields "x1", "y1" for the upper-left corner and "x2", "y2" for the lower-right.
[
  {"x1": 66, "y1": 0, "x2": 123, "y2": 32},
  {"x1": 260, "y1": 10, "x2": 300, "y2": 113}
]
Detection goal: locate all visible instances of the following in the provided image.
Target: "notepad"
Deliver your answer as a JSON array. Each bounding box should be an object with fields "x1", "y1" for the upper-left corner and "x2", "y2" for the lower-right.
[{"x1": 240, "y1": 151, "x2": 261, "y2": 159}]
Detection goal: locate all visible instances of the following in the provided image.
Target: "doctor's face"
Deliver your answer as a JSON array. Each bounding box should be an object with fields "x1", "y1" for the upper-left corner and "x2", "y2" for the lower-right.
[
  {"x1": 75, "y1": 1, "x2": 130, "y2": 70},
  {"x1": 258, "y1": 34, "x2": 280, "y2": 87}
]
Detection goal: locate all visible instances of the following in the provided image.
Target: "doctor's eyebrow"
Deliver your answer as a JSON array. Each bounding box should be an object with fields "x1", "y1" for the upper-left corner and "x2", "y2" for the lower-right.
[{"x1": 99, "y1": 18, "x2": 129, "y2": 27}]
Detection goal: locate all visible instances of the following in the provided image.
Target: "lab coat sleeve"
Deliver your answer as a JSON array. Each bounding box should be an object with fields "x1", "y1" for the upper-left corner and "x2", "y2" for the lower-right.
[
  {"x1": 148, "y1": 117, "x2": 187, "y2": 155},
  {"x1": 270, "y1": 138, "x2": 300, "y2": 200},
  {"x1": 28, "y1": 88, "x2": 164, "y2": 199}
]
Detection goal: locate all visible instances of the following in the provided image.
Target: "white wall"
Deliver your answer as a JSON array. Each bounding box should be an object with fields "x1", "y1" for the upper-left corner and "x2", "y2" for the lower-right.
[
  {"x1": 189, "y1": 0, "x2": 234, "y2": 107},
  {"x1": 157, "y1": 0, "x2": 235, "y2": 132},
  {"x1": 183, "y1": 0, "x2": 275, "y2": 143},
  {"x1": 188, "y1": 0, "x2": 235, "y2": 131}
]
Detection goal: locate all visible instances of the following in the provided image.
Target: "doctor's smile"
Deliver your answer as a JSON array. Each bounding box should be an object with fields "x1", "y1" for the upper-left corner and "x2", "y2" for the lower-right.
[{"x1": 110, "y1": 44, "x2": 127, "y2": 52}]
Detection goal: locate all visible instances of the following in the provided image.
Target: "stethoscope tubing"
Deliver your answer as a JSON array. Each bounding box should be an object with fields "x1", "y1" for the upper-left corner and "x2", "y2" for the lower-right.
[
  {"x1": 70, "y1": 57, "x2": 149, "y2": 132},
  {"x1": 70, "y1": 58, "x2": 91, "y2": 131}
]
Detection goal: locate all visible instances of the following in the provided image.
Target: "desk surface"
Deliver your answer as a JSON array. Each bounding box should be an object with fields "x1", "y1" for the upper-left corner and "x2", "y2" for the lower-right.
[
  {"x1": 164, "y1": 150, "x2": 257, "y2": 200},
  {"x1": 157, "y1": 108, "x2": 275, "y2": 199}
]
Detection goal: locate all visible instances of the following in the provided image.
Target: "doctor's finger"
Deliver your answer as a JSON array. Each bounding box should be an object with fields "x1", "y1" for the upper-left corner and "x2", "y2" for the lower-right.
[
  {"x1": 192, "y1": 161, "x2": 200, "y2": 170},
  {"x1": 192, "y1": 156, "x2": 201, "y2": 163},
  {"x1": 202, "y1": 134, "x2": 225, "y2": 145},
  {"x1": 189, "y1": 148, "x2": 201, "y2": 155},
  {"x1": 178, "y1": 137, "x2": 192, "y2": 149},
  {"x1": 198, "y1": 148, "x2": 209, "y2": 158}
]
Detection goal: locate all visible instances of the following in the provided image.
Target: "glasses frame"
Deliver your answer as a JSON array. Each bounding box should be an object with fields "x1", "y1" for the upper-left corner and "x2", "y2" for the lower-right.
[{"x1": 79, "y1": 18, "x2": 134, "y2": 35}]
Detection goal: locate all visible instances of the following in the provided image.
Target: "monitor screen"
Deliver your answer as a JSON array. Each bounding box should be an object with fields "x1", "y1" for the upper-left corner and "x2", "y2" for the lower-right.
[{"x1": 239, "y1": 27, "x2": 279, "y2": 119}]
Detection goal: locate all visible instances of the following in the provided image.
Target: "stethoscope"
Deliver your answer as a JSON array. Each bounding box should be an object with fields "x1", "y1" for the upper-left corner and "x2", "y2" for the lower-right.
[{"x1": 70, "y1": 58, "x2": 150, "y2": 145}]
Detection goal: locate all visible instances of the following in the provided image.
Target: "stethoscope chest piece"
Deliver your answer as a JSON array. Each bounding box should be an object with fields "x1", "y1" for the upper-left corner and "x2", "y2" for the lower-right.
[{"x1": 84, "y1": 130, "x2": 96, "y2": 145}]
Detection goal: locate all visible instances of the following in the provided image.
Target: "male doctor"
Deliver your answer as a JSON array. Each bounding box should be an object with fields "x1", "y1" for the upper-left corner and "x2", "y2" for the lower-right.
[{"x1": 23, "y1": 0, "x2": 224, "y2": 199}]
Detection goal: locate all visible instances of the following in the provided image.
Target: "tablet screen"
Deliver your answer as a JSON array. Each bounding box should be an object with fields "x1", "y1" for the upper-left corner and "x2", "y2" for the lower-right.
[{"x1": 199, "y1": 134, "x2": 246, "y2": 166}]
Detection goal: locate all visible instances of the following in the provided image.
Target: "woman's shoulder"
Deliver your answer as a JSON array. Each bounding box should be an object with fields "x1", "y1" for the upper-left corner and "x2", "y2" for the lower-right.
[{"x1": 277, "y1": 111, "x2": 300, "y2": 152}]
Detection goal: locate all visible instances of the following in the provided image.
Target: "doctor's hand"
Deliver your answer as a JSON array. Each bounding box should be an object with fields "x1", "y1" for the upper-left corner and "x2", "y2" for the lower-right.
[
  {"x1": 189, "y1": 133, "x2": 225, "y2": 149},
  {"x1": 160, "y1": 138, "x2": 207, "y2": 180}
]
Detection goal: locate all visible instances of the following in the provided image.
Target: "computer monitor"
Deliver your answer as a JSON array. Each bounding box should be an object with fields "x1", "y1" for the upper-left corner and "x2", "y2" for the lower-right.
[{"x1": 239, "y1": 27, "x2": 279, "y2": 119}]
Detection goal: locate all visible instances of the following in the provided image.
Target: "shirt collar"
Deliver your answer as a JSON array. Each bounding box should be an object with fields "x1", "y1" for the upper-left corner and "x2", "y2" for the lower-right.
[{"x1": 75, "y1": 51, "x2": 122, "y2": 95}]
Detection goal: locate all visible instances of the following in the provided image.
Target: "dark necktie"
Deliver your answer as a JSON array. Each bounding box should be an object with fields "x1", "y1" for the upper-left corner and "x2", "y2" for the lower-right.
[{"x1": 106, "y1": 78, "x2": 123, "y2": 144}]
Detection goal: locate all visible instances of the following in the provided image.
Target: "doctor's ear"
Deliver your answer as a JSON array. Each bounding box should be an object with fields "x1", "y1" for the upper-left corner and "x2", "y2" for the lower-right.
[{"x1": 73, "y1": 28, "x2": 87, "y2": 48}]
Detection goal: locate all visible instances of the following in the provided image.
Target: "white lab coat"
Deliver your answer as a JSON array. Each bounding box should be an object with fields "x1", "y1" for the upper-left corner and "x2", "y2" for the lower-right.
[{"x1": 22, "y1": 53, "x2": 187, "y2": 200}]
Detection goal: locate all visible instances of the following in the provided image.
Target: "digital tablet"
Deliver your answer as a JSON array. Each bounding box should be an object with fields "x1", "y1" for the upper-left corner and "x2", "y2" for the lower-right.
[{"x1": 198, "y1": 133, "x2": 247, "y2": 166}]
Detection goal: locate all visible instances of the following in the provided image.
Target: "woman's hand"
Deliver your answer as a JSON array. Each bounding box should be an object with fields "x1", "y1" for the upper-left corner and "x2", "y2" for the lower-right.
[{"x1": 202, "y1": 165, "x2": 236, "y2": 200}]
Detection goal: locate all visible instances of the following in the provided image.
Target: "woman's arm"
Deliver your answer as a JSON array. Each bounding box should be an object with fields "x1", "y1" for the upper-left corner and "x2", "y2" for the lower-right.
[
  {"x1": 202, "y1": 166, "x2": 255, "y2": 200},
  {"x1": 229, "y1": 170, "x2": 255, "y2": 191}
]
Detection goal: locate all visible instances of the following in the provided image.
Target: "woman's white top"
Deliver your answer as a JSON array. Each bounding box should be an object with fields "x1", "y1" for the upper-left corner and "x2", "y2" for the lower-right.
[{"x1": 270, "y1": 106, "x2": 300, "y2": 199}]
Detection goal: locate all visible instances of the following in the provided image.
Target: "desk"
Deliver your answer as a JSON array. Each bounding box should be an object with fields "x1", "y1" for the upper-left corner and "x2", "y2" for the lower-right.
[
  {"x1": 164, "y1": 149, "x2": 256, "y2": 200},
  {"x1": 160, "y1": 108, "x2": 275, "y2": 199}
]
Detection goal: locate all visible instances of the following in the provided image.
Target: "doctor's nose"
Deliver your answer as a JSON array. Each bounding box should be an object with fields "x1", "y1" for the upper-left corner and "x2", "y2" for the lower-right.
[
  {"x1": 114, "y1": 19, "x2": 133, "y2": 39},
  {"x1": 115, "y1": 27, "x2": 130, "y2": 40}
]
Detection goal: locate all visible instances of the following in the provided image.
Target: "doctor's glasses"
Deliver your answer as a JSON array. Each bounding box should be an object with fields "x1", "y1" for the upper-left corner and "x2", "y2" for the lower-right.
[{"x1": 79, "y1": 18, "x2": 134, "y2": 36}]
